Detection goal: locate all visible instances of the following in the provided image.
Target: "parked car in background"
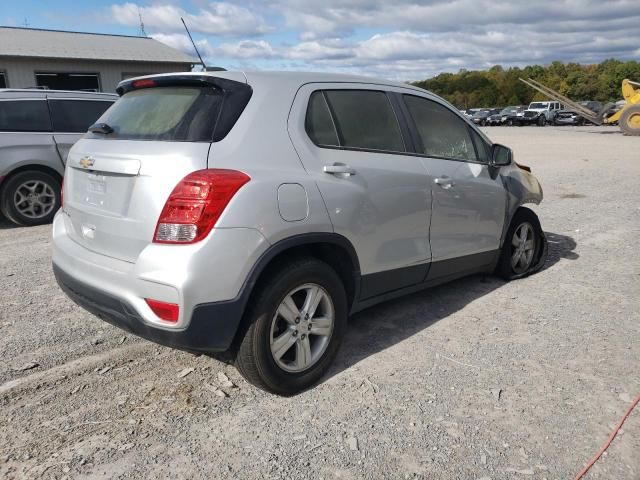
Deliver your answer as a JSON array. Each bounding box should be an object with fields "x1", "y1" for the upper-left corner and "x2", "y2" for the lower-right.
[
  {"x1": 0, "y1": 89, "x2": 116, "y2": 225},
  {"x1": 487, "y1": 106, "x2": 526, "y2": 126},
  {"x1": 52, "y1": 71, "x2": 547, "y2": 395},
  {"x1": 463, "y1": 108, "x2": 483, "y2": 118},
  {"x1": 554, "y1": 101, "x2": 603, "y2": 126},
  {"x1": 515, "y1": 101, "x2": 563, "y2": 126},
  {"x1": 471, "y1": 108, "x2": 501, "y2": 126}
]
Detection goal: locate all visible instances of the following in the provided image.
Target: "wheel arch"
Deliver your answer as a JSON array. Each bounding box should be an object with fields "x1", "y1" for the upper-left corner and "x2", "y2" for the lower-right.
[
  {"x1": 0, "y1": 163, "x2": 63, "y2": 187},
  {"x1": 246, "y1": 233, "x2": 360, "y2": 309},
  {"x1": 228, "y1": 233, "x2": 361, "y2": 350}
]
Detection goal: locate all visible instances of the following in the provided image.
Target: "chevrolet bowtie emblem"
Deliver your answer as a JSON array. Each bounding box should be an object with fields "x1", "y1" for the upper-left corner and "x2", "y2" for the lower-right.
[{"x1": 79, "y1": 156, "x2": 95, "y2": 169}]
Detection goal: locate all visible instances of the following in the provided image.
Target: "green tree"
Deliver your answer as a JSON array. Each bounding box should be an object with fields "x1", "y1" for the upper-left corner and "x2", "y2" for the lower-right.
[{"x1": 411, "y1": 60, "x2": 640, "y2": 108}]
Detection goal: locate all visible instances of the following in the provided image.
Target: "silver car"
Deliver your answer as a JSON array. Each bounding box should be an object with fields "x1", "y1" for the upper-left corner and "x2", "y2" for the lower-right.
[
  {"x1": 52, "y1": 71, "x2": 546, "y2": 395},
  {"x1": 0, "y1": 89, "x2": 115, "y2": 225}
]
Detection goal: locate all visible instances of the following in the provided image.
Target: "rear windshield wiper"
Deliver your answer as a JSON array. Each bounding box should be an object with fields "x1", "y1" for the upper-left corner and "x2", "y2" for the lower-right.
[{"x1": 88, "y1": 122, "x2": 114, "y2": 134}]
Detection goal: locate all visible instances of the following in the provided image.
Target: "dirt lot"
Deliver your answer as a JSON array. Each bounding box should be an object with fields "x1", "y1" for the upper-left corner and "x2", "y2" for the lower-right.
[{"x1": 0, "y1": 125, "x2": 638, "y2": 479}]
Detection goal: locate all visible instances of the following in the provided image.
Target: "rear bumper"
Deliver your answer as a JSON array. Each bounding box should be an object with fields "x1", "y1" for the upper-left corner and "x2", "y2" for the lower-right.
[
  {"x1": 54, "y1": 264, "x2": 243, "y2": 352},
  {"x1": 52, "y1": 209, "x2": 270, "y2": 352}
]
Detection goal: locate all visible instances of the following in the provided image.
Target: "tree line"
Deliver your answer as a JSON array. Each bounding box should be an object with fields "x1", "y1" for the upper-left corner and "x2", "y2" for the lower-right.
[{"x1": 411, "y1": 59, "x2": 640, "y2": 109}]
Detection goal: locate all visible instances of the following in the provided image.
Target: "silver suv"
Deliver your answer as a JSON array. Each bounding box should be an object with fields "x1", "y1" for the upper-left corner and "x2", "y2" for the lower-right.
[
  {"x1": 0, "y1": 89, "x2": 115, "y2": 225},
  {"x1": 52, "y1": 72, "x2": 547, "y2": 395}
]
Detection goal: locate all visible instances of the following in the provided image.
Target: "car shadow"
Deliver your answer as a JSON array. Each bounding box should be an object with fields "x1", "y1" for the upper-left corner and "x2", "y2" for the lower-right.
[{"x1": 322, "y1": 231, "x2": 578, "y2": 385}]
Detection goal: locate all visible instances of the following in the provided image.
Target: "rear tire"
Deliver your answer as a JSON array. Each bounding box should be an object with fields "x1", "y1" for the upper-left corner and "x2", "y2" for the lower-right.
[
  {"x1": 619, "y1": 104, "x2": 640, "y2": 136},
  {"x1": 236, "y1": 257, "x2": 347, "y2": 395},
  {"x1": 495, "y1": 208, "x2": 546, "y2": 281},
  {"x1": 0, "y1": 171, "x2": 61, "y2": 226}
]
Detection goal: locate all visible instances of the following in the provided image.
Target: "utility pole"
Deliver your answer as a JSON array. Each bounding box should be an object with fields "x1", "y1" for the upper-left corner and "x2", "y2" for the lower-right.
[{"x1": 138, "y1": 8, "x2": 146, "y2": 37}]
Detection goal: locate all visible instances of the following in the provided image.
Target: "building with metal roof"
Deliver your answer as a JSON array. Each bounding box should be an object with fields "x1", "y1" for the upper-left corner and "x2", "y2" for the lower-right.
[{"x1": 0, "y1": 26, "x2": 197, "y2": 92}]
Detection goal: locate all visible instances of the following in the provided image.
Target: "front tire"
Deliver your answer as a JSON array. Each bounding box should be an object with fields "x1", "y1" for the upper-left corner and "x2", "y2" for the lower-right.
[
  {"x1": 236, "y1": 258, "x2": 347, "y2": 395},
  {"x1": 495, "y1": 208, "x2": 546, "y2": 280},
  {"x1": 0, "y1": 170, "x2": 61, "y2": 226},
  {"x1": 619, "y1": 104, "x2": 640, "y2": 136},
  {"x1": 537, "y1": 115, "x2": 547, "y2": 126}
]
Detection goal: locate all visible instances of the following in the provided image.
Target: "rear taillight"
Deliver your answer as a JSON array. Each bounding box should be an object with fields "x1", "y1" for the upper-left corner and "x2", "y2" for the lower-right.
[
  {"x1": 153, "y1": 169, "x2": 250, "y2": 244},
  {"x1": 145, "y1": 299, "x2": 179, "y2": 322}
]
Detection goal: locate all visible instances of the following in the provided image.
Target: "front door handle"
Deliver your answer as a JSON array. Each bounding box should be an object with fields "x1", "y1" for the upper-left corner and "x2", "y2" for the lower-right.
[
  {"x1": 434, "y1": 176, "x2": 455, "y2": 189},
  {"x1": 324, "y1": 164, "x2": 356, "y2": 176}
]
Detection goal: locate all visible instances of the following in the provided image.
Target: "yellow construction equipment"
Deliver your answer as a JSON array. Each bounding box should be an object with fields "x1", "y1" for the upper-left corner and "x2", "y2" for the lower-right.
[{"x1": 519, "y1": 77, "x2": 640, "y2": 136}]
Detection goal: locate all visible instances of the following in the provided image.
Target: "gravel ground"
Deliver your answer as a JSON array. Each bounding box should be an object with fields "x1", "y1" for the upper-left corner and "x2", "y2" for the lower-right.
[{"x1": 0, "y1": 125, "x2": 638, "y2": 479}]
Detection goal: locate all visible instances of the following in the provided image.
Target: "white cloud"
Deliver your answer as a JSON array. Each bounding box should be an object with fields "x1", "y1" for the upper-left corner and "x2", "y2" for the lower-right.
[
  {"x1": 112, "y1": 1, "x2": 640, "y2": 80},
  {"x1": 112, "y1": 2, "x2": 272, "y2": 37}
]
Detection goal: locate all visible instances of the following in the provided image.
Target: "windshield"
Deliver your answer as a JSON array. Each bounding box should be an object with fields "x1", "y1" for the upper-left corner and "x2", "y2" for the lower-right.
[
  {"x1": 92, "y1": 86, "x2": 222, "y2": 142},
  {"x1": 529, "y1": 102, "x2": 548, "y2": 109},
  {"x1": 473, "y1": 110, "x2": 489, "y2": 118}
]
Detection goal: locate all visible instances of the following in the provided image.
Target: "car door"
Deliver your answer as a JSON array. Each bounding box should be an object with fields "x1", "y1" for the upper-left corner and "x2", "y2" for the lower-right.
[
  {"x1": 288, "y1": 84, "x2": 431, "y2": 298},
  {"x1": 47, "y1": 98, "x2": 114, "y2": 164},
  {"x1": 399, "y1": 93, "x2": 507, "y2": 276}
]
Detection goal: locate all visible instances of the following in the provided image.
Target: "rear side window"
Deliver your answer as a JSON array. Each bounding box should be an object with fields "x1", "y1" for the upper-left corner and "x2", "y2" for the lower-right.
[
  {"x1": 403, "y1": 95, "x2": 477, "y2": 161},
  {"x1": 49, "y1": 100, "x2": 114, "y2": 133},
  {"x1": 0, "y1": 100, "x2": 51, "y2": 132},
  {"x1": 323, "y1": 90, "x2": 405, "y2": 152},
  {"x1": 94, "y1": 87, "x2": 222, "y2": 141},
  {"x1": 305, "y1": 92, "x2": 339, "y2": 146}
]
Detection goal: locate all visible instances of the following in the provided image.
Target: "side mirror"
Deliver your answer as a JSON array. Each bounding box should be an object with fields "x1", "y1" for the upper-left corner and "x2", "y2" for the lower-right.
[{"x1": 490, "y1": 144, "x2": 512, "y2": 166}]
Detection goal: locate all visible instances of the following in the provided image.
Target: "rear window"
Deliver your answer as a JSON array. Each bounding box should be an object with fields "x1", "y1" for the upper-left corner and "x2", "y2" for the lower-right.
[
  {"x1": 0, "y1": 100, "x2": 51, "y2": 132},
  {"x1": 305, "y1": 91, "x2": 339, "y2": 147},
  {"x1": 49, "y1": 99, "x2": 114, "y2": 133},
  {"x1": 94, "y1": 87, "x2": 222, "y2": 141},
  {"x1": 323, "y1": 90, "x2": 405, "y2": 152}
]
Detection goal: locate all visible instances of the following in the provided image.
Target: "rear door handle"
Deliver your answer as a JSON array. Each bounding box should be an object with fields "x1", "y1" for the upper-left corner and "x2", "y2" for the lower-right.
[
  {"x1": 324, "y1": 164, "x2": 356, "y2": 176},
  {"x1": 434, "y1": 176, "x2": 455, "y2": 189}
]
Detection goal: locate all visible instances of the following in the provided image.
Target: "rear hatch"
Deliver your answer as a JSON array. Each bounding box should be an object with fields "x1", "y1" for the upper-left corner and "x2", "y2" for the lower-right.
[{"x1": 62, "y1": 74, "x2": 252, "y2": 263}]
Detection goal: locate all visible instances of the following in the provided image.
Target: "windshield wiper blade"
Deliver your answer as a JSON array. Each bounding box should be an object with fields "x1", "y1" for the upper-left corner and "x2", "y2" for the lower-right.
[{"x1": 88, "y1": 122, "x2": 114, "y2": 134}]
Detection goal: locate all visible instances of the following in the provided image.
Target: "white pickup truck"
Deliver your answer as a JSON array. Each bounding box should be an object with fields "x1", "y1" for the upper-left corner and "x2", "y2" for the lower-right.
[{"x1": 518, "y1": 101, "x2": 563, "y2": 126}]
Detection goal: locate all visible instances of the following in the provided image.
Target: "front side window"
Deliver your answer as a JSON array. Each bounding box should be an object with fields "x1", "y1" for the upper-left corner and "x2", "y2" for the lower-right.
[
  {"x1": 0, "y1": 72, "x2": 6, "y2": 88},
  {"x1": 403, "y1": 95, "x2": 477, "y2": 161},
  {"x1": 470, "y1": 129, "x2": 489, "y2": 163},
  {"x1": 323, "y1": 90, "x2": 405, "y2": 152},
  {"x1": 49, "y1": 100, "x2": 114, "y2": 133},
  {"x1": 0, "y1": 100, "x2": 51, "y2": 132}
]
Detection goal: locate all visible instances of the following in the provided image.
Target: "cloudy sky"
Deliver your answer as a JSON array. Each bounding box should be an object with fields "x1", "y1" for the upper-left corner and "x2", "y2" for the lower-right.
[{"x1": 3, "y1": 0, "x2": 640, "y2": 81}]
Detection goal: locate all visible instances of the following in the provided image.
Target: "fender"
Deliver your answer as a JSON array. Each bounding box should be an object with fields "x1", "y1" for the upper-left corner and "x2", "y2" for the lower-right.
[{"x1": 238, "y1": 232, "x2": 361, "y2": 307}]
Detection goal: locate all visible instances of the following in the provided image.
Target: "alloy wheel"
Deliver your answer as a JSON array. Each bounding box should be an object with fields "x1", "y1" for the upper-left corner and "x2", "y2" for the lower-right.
[
  {"x1": 269, "y1": 283, "x2": 334, "y2": 373},
  {"x1": 13, "y1": 180, "x2": 56, "y2": 219},
  {"x1": 511, "y1": 222, "x2": 536, "y2": 274}
]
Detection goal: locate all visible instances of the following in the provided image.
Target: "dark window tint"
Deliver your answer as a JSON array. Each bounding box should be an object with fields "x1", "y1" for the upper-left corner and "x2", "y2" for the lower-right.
[
  {"x1": 49, "y1": 100, "x2": 114, "y2": 133},
  {"x1": 93, "y1": 87, "x2": 223, "y2": 142},
  {"x1": 324, "y1": 90, "x2": 404, "y2": 152},
  {"x1": 305, "y1": 91, "x2": 339, "y2": 146},
  {"x1": 470, "y1": 129, "x2": 489, "y2": 163},
  {"x1": 403, "y1": 95, "x2": 476, "y2": 161},
  {"x1": 0, "y1": 73, "x2": 6, "y2": 88},
  {"x1": 0, "y1": 100, "x2": 51, "y2": 132}
]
